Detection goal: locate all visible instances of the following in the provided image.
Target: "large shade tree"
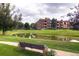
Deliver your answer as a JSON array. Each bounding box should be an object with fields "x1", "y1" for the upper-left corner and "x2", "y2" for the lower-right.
[
  {"x1": 67, "y1": 4, "x2": 79, "y2": 29},
  {"x1": 0, "y1": 3, "x2": 22, "y2": 35}
]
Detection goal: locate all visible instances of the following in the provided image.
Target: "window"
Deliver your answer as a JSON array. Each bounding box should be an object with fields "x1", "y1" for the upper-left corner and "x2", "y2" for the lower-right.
[
  {"x1": 64, "y1": 22, "x2": 66, "y2": 25},
  {"x1": 45, "y1": 20, "x2": 47, "y2": 22},
  {"x1": 44, "y1": 24, "x2": 47, "y2": 25}
]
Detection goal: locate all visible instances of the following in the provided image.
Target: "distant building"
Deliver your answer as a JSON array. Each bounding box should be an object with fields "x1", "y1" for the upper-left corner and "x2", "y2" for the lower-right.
[
  {"x1": 36, "y1": 18, "x2": 51, "y2": 30},
  {"x1": 57, "y1": 20, "x2": 70, "y2": 29},
  {"x1": 35, "y1": 18, "x2": 71, "y2": 30}
]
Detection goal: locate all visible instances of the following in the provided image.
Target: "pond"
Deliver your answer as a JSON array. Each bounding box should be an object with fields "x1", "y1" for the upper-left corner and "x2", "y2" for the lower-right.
[
  {"x1": 51, "y1": 36, "x2": 79, "y2": 42},
  {"x1": 12, "y1": 33, "x2": 79, "y2": 43}
]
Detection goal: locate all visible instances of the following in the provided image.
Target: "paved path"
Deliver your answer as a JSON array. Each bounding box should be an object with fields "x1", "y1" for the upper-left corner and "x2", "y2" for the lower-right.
[
  {"x1": 0, "y1": 41, "x2": 18, "y2": 46},
  {"x1": 54, "y1": 49, "x2": 79, "y2": 56},
  {"x1": 0, "y1": 41, "x2": 79, "y2": 56}
]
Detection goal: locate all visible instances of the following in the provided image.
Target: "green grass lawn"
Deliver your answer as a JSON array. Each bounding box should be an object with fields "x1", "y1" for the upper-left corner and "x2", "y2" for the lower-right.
[
  {"x1": 0, "y1": 29, "x2": 79, "y2": 56},
  {"x1": 6, "y1": 29, "x2": 79, "y2": 37},
  {"x1": 0, "y1": 44, "x2": 42, "y2": 56},
  {"x1": 0, "y1": 35, "x2": 79, "y2": 53}
]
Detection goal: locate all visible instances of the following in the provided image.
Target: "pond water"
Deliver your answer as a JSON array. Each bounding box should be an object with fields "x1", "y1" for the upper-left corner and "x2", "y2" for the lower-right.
[
  {"x1": 51, "y1": 36, "x2": 79, "y2": 42},
  {"x1": 12, "y1": 33, "x2": 79, "y2": 43}
]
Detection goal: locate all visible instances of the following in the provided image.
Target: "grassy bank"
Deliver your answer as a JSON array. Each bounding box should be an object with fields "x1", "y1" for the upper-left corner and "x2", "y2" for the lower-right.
[
  {"x1": 0, "y1": 35, "x2": 79, "y2": 53},
  {"x1": 0, "y1": 44, "x2": 42, "y2": 56},
  {"x1": 6, "y1": 29, "x2": 79, "y2": 37}
]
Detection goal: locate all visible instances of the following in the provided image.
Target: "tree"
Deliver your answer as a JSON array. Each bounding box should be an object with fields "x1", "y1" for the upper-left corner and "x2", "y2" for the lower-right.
[
  {"x1": 73, "y1": 22, "x2": 79, "y2": 30},
  {"x1": 24, "y1": 22, "x2": 30, "y2": 30},
  {"x1": 30, "y1": 23, "x2": 36, "y2": 29},
  {"x1": 13, "y1": 13, "x2": 22, "y2": 29},
  {"x1": 67, "y1": 4, "x2": 79, "y2": 29},
  {"x1": 51, "y1": 18, "x2": 57, "y2": 29},
  {"x1": 15, "y1": 22, "x2": 24, "y2": 29},
  {"x1": 0, "y1": 3, "x2": 22, "y2": 35}
]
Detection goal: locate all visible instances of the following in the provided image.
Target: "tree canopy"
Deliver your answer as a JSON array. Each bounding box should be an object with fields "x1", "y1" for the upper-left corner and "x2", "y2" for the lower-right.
[
  {"x1": 0, "y1": 3, "x2": 22, "y2": 35},
  {"x1": 51, "y1": 18, "x2": 57, "y2": 29}
]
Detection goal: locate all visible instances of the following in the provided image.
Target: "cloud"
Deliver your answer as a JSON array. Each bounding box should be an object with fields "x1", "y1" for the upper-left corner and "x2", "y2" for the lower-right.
[{"x1": 13, "y1": 3, "x2": 76, "y2": 24}]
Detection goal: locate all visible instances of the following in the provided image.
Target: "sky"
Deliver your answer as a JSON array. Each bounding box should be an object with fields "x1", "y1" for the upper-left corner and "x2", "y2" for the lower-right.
[{"x1": 11, "y1": 2, "x2": 77, "y2": 24}]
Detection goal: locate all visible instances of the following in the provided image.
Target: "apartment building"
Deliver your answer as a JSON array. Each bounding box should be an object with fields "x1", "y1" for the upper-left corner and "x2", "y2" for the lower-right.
[
  {"x1": 57, "y1": 20, "x2": 70, "y2": 29},
  {"x1": 35, "y1": 18, "x2": 70, "y2": 30},
  {"x1": 36, "y1": 18, "x2": 51, "y2": 30}
]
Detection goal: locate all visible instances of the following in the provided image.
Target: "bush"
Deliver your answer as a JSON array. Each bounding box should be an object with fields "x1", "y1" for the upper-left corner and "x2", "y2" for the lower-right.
[{"x1": 47, "y1": 49, "x2": 56, "y2": 56}]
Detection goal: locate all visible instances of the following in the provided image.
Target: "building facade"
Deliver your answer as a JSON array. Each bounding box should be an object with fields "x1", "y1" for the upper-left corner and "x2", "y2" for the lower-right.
[
  {"x1": 36, "y1": 18, "x2": 51, "y2": 30},
  {"x1": 57, "y1": 20, "x2": 70, "y2": 29},
  {"x1": 35, "y1": 18, "x2": 70, "y2": 30}
]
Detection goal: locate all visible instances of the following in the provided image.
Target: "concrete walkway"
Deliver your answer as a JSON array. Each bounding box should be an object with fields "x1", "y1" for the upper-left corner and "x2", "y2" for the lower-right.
[
  {"x1": 0, "y1": 41, "x2": 18, "y2": 46},
  {"x1": 0, "y1": 41, "x2": 79, "y2": 56},
  {"x1": 54, "y1": 49, "x2": 79, "y2": 56}
]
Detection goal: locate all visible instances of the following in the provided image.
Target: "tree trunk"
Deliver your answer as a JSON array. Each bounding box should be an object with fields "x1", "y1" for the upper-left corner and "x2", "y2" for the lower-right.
[
  {"x1": 2, "y1": 30, "x2": 5, "y2": 35},
  {"x1": 2, "y1": 27, "x2": 5, "y2": 35}
]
